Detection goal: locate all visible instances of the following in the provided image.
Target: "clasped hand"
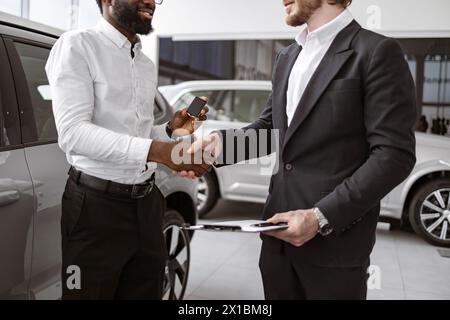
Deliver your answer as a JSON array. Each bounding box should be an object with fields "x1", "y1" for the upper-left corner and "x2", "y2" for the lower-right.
[{"x1": 171, "y1": 133, "x2": 223, "y2": 179}]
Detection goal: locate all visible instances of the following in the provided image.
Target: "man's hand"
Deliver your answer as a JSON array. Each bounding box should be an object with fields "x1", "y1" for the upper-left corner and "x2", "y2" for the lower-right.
[
  {"x1": 168, "y1": 96, "x2": 209, "y2": 137},
  {"x1": 170, "y1": 133, "x2": 223, "y2": 178},
  {"x1": 187, "y1": 132, "x2": 223, "y2": 159},
  {"x1": 264, "y1": 209, "x2": 319, "y2": 247},
  {"x1": 148, "y1": 140, "x2": 211, "y2": 178}
]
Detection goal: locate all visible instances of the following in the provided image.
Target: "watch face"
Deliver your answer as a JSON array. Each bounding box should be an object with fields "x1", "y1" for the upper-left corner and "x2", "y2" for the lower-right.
[{"x1": 320, "y1": 224, "x2": 333, "y2": 236}]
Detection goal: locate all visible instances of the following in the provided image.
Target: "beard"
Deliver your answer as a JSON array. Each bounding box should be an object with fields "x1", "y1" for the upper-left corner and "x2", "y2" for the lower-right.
[
  {"x1": 286, "y1": 0, "x2": 323, "y2": 27},
  {"x1": 112, "y1": 1, "x2": 153, "y2": 35}
]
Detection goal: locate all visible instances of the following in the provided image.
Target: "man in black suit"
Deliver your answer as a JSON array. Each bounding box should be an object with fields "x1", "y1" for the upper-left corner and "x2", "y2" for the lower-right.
[{"x1": 188, "y1": 0, "x2": 416, "y2": 299}]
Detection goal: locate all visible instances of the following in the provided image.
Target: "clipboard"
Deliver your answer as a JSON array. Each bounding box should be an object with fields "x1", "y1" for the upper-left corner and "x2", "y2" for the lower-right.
[{"x1": 181, "y1": 220, "x2": 288, "y2": 233}]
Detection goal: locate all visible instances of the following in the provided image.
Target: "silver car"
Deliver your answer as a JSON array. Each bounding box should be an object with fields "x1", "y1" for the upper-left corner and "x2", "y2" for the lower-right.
[
  {"x1": 0, "y1": 12, "x2": 196, "y2": 300},
  {"x1": 160, "y1": 80, "x2": 450, "y2": 248}
]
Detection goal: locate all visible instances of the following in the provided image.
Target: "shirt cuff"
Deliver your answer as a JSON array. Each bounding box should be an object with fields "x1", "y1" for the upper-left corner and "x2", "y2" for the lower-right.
[{"x1": 129, "y1": 136, "x2": 152, "y2": 168}]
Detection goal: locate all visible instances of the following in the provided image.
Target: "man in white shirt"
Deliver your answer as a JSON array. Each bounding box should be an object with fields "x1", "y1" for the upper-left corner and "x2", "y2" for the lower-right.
[
  {"x1": 190, "y1": 0, "x2": 416, "y2": 299},
  {"x1": 46, "y1": 0, "x2": 209, "y2": 299}
]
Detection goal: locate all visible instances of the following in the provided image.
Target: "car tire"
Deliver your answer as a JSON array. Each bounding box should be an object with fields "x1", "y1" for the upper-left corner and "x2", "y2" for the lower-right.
[
  {"x1": 197, "y1": 171, "x2": 219, "y2": 218},
  {"x1": 408, "y1": 178, "x2": 450, "y2": 247},
  {"x1": 162, "y1": 209, "x2": 191, "y2": 300}
]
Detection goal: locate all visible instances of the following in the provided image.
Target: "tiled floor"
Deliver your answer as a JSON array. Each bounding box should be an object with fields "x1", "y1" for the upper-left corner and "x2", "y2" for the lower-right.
[{"x1": 184, "y1": 200, "x2": 450, "y2": 300}]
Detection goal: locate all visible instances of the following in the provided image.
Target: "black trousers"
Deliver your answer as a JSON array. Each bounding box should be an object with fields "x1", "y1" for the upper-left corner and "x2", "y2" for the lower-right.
[
  {"x1": 61, "y1": 177, "x2": 168, "y2": 300},
  {"x1": 259, "y1": 242, "x2": 369, "y2": 300}
]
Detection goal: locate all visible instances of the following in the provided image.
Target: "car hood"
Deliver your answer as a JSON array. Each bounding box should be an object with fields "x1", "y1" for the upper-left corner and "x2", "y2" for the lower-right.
[{"x1": 416, "y1": 132, "x2": 450, "y2": 149}]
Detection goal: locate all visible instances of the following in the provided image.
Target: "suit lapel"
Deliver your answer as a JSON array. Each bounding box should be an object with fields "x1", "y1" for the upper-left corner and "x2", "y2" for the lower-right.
[
  {"x1": 282, "y1": 20, "x2": 361, "y2": 149},
  {"x1": 273, "y1": 44, "x2": 301, "y2": 142}
]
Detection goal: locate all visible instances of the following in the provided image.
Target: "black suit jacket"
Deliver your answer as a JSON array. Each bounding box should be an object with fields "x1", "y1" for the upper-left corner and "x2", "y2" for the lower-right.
[{"x1": 219, "y1": 20, "x2": 416, "y2": 267}]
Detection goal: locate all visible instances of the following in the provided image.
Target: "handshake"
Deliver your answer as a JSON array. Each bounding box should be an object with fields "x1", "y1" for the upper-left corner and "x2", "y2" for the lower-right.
[
  {"x1": 147, "y1": 96, "x2": 223, "y2": 178},
  {"x1": 149, "y1": 133, "x2": 223, "y2": 178}
]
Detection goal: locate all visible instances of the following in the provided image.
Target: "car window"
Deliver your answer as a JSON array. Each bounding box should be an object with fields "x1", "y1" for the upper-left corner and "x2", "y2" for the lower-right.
[
  {"x1": 231, "y1": 90, "x2": 271, "y2": 123},
  {"x1": 175, "y1": 90, "x2": 233, "y2": 122},
  {"x1": 0, "y1": 99, "x2": 9, "y2": 148},
  {"x1": 0, "y1": 40, "x2": 21, "y2": 149},
  {"x1": 177, "y1": 89, "x2": 270, "y2": 123},
  {"x1": 14, "y1": 42, "x2": 57, "y2": 142}
]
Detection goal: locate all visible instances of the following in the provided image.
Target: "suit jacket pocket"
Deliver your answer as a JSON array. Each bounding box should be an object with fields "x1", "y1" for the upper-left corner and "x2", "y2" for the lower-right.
[{"x1": 327, "y1": 78, "x2": 360, "y2": 92}]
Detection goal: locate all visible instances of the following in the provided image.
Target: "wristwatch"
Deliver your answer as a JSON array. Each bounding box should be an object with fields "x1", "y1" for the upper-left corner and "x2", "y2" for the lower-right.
[{"x1": 313, "y1": 207, "x2": 333, "y2": 236}]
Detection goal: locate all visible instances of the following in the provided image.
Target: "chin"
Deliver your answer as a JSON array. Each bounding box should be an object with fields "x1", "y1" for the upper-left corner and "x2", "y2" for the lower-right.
[
  {"x1": 133, "y1": 22, "x2": 153, "y2": 35},
  {"x1": 286, "y1": 15, "x2": 305, "y2": 27}
]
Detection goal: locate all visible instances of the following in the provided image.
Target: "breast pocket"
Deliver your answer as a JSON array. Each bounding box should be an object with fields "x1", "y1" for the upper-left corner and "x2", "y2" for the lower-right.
[{"x1": 326, "y1": 78, "x2": 364, "y2": 133}]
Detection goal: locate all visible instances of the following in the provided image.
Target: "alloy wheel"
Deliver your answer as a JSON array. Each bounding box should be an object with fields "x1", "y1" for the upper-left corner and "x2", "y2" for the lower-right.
[
  {"x1": 419, "y1": 188, "x2": 450, "y2": 241},
  {"x1": 162, "y1": 224, "x2": 190, "y2": 300}
]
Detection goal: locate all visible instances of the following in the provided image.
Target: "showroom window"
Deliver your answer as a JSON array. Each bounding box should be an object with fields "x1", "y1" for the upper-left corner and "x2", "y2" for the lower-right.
[
  {"x1": 0, "y1": 0, "x2": 22, "y2": 16},
  {"x1": 424, "y1": 54, "x2": 450, "y2": 105},
  {"x1": 0, "y1": 0, "x2": 100, "y2": 30},
  {"x1": 29, "y1": 0, "x2": 73, "y2": 30},
  {"x1": 398, "y1": 38, "x2": 450, "y2": 136},
  {"x1": 14, "y1": 42, "x2": 57, "y2": 142}
]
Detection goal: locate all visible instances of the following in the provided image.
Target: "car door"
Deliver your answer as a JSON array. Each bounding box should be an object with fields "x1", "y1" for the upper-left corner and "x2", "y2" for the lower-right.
[
  {"x1": 4, "y1": 35, "x2": 68, "y2": 299},
  {"x1": 0, "y1": 36, "x2": 34, "y2": 300},
  {"x1": 5, "y1": 30, "x2": 180, "y2": 299}
]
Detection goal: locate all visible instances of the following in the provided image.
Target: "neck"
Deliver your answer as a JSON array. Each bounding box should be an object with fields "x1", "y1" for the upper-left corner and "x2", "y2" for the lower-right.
[
  {"x1": 307, "y1": 5, "x2": 345, "y2": 32},
  {"x1": 104, "y1": 16, "x2": 139, "y2": 45}
]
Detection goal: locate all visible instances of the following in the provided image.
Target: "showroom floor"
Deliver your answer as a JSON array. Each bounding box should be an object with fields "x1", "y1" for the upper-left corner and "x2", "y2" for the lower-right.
[{"x1": 185, "y1": 199, "x2": 450, "y2": 300}]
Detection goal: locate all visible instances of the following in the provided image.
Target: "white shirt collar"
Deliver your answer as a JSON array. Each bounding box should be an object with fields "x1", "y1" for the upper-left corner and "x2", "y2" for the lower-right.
[
  {"x1": 295, "y1": 9, "x2": 353, "y2": 47},
  {"x1": 97, "y1": 18, "x2": 141, "y2": 51}
]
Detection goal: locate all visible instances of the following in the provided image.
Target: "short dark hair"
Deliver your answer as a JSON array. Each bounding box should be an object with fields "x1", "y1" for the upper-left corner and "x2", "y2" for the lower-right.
[
  {"x1": 327, "y1": 0, "x2": 352, "y2": 7},
  {"x1": 96, "y1": 0, "x2": 103, "y2": 13}
]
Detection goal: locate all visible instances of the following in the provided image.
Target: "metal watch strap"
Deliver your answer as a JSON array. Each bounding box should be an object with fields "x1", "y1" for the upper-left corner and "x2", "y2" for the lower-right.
[{"x1": 314, "y1": 207, "x2": 333, "y2": 236}]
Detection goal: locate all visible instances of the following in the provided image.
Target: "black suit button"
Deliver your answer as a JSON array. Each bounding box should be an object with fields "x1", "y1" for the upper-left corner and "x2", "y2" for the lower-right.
[{"x1": 285, "y1": 163, "x2": 293, "y2": 171}]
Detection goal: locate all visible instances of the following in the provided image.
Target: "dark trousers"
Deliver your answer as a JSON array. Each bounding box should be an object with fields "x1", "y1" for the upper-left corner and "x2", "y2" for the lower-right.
[
  {"x1": 61, "y1": 177, "x2": 168, "y2": 300},
  {"x1": 259, "y1": 243, "x2": 369, "y2": 300}
]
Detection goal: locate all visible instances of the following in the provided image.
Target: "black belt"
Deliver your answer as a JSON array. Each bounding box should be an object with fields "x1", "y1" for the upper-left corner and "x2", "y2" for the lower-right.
[{"x1": 68, "y1": 167, "x2": 156, "y2": 199}]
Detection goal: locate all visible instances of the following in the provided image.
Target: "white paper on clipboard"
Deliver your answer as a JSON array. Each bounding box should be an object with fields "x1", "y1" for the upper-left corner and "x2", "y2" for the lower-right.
[{"x1": 181, "y1": 220, "x2": 288, "y2": 233}]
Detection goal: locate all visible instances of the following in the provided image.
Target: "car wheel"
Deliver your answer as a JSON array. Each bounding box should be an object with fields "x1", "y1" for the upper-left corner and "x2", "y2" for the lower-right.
[
  {"x1": 197, "y1": 171, "x2": 219, "y2": 218},
  {"x1": 162, "y1": 209, "x2": 191, "y2": 300},
  {"x1": 409, "y1": 178, "x2": 450, "y2": 247}
]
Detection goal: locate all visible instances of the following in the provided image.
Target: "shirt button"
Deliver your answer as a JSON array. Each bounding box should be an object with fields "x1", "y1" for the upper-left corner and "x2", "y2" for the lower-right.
[{"x1": 285, "y1": 163, "x2": 293, "y2": 171}]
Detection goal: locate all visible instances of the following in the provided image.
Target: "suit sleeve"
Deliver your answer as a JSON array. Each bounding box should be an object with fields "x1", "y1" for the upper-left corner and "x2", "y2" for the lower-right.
[
  {"x1": 215, "y1": 52, "x2": 281, "y2": 166},
  {"x1": 315, "y1": 38, "x2": 417, "y2": 234}
]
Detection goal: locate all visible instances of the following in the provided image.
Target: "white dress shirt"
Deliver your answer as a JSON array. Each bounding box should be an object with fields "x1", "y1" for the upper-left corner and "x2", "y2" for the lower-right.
[
  {"x1": 46, "y1": 18, "x2": 170, "y2": 185},
  {"x1": 286, "y1": 9, "x2": 353, "y2": 126}
]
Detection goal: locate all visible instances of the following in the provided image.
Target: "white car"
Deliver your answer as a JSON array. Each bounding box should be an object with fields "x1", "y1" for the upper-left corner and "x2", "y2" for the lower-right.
[{"x1": 160, "y1": 80, "x2": 450, "y2": 248}]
